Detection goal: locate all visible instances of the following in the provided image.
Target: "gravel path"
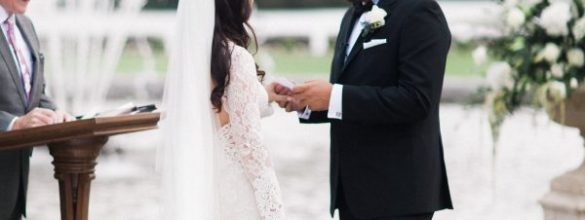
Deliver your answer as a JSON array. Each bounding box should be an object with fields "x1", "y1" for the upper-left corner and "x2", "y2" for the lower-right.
[{"x1": 26, "y1": 104, "x2": 584, "y2": 220}]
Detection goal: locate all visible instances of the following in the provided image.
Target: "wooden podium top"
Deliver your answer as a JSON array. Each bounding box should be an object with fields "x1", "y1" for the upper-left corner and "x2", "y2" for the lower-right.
[{"x1": 0, "y1": 112, "x2": 161, "y2": 150}]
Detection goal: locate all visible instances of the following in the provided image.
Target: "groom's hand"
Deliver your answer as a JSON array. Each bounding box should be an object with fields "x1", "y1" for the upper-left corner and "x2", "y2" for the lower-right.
[{"x1": 292, "y1": 80, "x2": 332, "y2": 111}]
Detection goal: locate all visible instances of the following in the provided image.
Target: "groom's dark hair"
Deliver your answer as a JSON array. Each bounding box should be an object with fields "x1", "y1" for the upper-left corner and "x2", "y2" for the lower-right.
[{"x1": 211, "y1": 0, "x2": 265, "y2": 113}]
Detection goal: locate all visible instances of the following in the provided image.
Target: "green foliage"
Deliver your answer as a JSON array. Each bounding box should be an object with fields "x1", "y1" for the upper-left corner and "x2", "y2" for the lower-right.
[{"x1": 481, "y1": 0, "x2": 585, "y2": 146}]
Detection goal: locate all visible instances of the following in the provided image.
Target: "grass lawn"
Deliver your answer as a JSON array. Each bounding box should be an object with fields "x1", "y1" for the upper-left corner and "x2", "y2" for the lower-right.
[
  {"x1": 445, "y1": 45, "x2": 487, "y2": 78},
  {"x1": 116, "y1": 44, "x2": 487, "y2": 79},
  {"x1": 116, "y1": 46, "x2": 169, "y2": 75}
]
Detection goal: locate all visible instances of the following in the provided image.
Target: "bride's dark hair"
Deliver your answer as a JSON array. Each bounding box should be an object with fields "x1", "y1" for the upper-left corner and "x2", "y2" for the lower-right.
[{"x1": 211, "y1": 0, "x2": 265, "y2": 112}]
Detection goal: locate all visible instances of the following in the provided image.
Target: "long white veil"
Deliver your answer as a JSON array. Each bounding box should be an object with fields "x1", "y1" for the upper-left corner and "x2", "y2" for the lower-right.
[{"x1": 159, "y1": 0, "x2": 218, "y2": 219}]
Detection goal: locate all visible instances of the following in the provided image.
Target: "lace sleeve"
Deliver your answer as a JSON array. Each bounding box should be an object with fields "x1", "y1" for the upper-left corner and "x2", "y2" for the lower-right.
[{"x1": 224, "y1": 46, "x2": 285, "y2": 220}]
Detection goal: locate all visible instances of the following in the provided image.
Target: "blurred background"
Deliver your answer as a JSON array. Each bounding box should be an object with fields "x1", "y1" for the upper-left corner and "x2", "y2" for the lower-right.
[{"x1": 21, "y1": 0, "x2": 585, "y2": 219}]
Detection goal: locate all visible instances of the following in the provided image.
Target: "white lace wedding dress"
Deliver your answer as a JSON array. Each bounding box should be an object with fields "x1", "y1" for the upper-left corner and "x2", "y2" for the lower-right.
[{"x1": 214, "y1": 43, "x2": 285, "y2": 220}]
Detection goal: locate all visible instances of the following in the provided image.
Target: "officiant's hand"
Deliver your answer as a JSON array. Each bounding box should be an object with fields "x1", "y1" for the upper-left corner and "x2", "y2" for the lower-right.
[
  {"x1": 55, "y1": 110, "x2": 75, "y2": 122},
  {"x1": 292, "y1": 80, "x2": 332, "y2": 111},
  {"x1": 12, "y1": 108, "x2": 70, "y2": 130}
]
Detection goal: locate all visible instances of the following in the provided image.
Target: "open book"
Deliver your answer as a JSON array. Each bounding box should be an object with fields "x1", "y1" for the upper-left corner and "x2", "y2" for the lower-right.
[{"x1": 76, "y1": 103, "x2": 158, "y2": 120}]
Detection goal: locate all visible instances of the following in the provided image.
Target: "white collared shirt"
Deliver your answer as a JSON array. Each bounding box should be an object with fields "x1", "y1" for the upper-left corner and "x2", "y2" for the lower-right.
[
  {"x1": 328, "y1": 0, "x2": 382, "y2": 120},
  {"x1": 299, "y1": 0, "x2": 380, "y2": 121},
  {"x1": 0, "y1": 5, "x2": 33, "y2": 130},
  {"x1": 0, "y1": 6, "x2": 33, "y2": 79}
]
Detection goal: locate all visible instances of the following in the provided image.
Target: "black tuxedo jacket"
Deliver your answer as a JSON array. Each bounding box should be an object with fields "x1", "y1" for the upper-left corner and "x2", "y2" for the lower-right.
[{"x1": 301, "y1": 0, "x2": 453, "y2": 218}]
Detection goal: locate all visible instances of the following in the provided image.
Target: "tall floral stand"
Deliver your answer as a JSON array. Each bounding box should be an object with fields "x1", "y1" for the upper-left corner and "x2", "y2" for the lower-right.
[{"x1": 541, "y1": 87, "x2": 585, "y2": 220}]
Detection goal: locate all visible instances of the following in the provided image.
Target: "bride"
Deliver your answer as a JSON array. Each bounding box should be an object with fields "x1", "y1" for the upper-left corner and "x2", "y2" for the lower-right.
[{"x1": 160, "y1": 0, "x2": 287, "y2": 219}]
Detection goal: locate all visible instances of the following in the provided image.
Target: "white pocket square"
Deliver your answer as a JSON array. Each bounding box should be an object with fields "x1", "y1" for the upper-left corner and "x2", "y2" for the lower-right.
[{"x1": 363, "y1": 39, "x2": 388, "y2": 50}]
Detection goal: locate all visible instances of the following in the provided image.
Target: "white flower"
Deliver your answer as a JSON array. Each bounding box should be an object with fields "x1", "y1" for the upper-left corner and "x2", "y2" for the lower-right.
[
  {"x1": 550, "y1": 63, "x2": 565, "y2": 78},
  {"x1": 506, "y1": 7, "x2": 526, "y2": 29},
  {"x1": 504, "y1": 0, "x2": 542, "y2": 9},
  {"x1": 567, "y1": 48, "x2": 585, "y2": 67},
  {"x1": 573, "y1": 17, "x2": 585, "y2": 41},
  {"x1": 472, "y1": 46, "x2": 488, "y2": 65},
  {"x1": 539, "y1": 2, "x2": 572, "y2": 36},
  {"x1": 548, "y1": 81, "x2": 567, "y2": 100},
  {"x1": 539, "y1": 43, "x2": 561, "y2": 63},
  {"x1": 487, "y1": 62, "x2": 515, "y2": 90},
  {"x1": 364, "y1": 5, "x2": 388, "y2": 28},
  {"x1": 570, "y1": 78, "x2": 579, "y2": 89}
]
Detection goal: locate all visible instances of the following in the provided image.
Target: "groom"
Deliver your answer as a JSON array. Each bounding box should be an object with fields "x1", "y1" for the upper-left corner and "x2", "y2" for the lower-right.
[
  {"x1": 277, "y1": 0, "x2": 453, "y2": 219},
  {"x1": 0, "y1": 0, "x2": 72, "y2": 219}
]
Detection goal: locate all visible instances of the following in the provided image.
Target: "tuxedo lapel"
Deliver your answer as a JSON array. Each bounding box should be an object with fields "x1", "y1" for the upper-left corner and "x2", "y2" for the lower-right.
[
  {"x1": 337, "y1": 0, "x2": 396, "y2": 80},
  {"x1": 16, "y1": 15, "x2": 40, "y2": 111},
  {"x1": 341, "y1": 33, "x2": 365, "y2": 72},
  {"x1": 332, "y1": 7, "x2": 357, "y2": 83},
  {"x1": 0, "y1": 21, "x2": 27, "y2": 107}
]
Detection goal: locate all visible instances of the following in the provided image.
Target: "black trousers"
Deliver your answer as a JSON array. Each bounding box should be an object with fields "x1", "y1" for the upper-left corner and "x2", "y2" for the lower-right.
[
  {"x1": 337, "y1": 183, "x2": 434, "y2": 220},
  {"x1": 7, "y1": 212, "x2": 22, "y2": 220},
  {"x1": 6, "y1": 207, "x2": 22, "y2": 220},
  {"x1": 7, "y1": 188, "x2": 23, "y2": 220}
]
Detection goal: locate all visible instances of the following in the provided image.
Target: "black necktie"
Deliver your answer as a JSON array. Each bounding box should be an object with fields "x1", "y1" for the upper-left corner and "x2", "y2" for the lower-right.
[
  {"x1": 353, "y1": 0, "x2": 374, "y2": 17},
  {"x1": 346, "y1": 0, "x2": 374, "y2": 45}
]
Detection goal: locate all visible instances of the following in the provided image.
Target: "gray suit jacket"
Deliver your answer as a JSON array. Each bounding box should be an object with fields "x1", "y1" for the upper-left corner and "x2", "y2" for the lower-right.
[{"x1": 0, "y1": 14, "x2": 56, "y2": 219}]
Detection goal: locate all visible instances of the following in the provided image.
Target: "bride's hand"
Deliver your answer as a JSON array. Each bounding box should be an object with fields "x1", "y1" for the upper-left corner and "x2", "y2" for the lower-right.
[{"x1": 265, "y1": 82, "x2": 291, "y2": 103}]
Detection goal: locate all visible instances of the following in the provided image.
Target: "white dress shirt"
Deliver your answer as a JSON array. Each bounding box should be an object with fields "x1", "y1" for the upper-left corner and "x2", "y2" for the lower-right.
[
  {"x1": 0, "y1": 6, "x2": 34, "y2": 130},
  {"x1": 300, "y1": 0, "x2": 379, "y2": 120}
]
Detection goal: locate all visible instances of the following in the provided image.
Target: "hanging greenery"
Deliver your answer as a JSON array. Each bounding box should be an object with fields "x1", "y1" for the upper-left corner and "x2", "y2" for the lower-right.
[{"x1": 474, "y1": 0, "x2": 585, "y2": 146}]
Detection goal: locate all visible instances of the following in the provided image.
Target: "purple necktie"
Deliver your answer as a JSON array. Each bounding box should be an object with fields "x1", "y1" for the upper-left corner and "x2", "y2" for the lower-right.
[{"x1": 5, "y1": 19, "x2": 32, "y2": 100}]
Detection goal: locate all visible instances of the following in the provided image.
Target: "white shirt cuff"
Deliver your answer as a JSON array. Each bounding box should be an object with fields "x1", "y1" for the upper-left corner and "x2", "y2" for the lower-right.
[
  {"x1": 327, "y1": 84, "x2": 343, "y2": 120},
  {"x1": 7, "y1": 117, "x2": 18, "y2": 131},
  {"x1": 298, "y1": 107, "x2": 312, "y2": 120}
]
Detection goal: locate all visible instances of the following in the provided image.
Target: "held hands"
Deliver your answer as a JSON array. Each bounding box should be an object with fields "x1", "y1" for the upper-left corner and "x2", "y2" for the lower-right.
[
  {"x1": 291, "y1": 80, "x2": 332, "y2": 111},
  {"x1": 266, "y1": 79, "x2": 333, "y2": 112},
  {"x1": 264, "y1": 82, "x2": 291, "y2": 104},
  {"x1": 12, "y1": 108, "x2": 75, "y2": 130}
]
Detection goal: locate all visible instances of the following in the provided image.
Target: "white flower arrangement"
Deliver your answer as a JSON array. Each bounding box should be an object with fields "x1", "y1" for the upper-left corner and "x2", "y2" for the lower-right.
[
  {"x1": 487, "y1": 62, "x2": 515, "y2": 91},
  {"x1": 538, "y1": 2, "x2": 572, "y2": 36},
  {"x1": 536, "y1": 43, "x2": 561, "y2": 64},
  {"x1": 506, "y1": 7, "x2": 526, "y2": 29},
  {"x1": 475, "y1": 0, "x2": 585, "y2": 144},
  {"x1": 550, "y1": 63, "x2": 565, "y2": 78},
  {"x1": 361, "y1": 5, "x2": 388, "y2": 37},
  {"x1": 573, "y1": 17, "x2": 585, "y2": 40},
  {"x1": 567, "y1": 48, "x2": 585, "y2": 67}
]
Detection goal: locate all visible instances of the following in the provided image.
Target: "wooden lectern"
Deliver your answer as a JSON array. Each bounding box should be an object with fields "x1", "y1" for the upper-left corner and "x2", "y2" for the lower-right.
[{"x1": 0, "y1": 113, "x2": 161, "y2": 220}]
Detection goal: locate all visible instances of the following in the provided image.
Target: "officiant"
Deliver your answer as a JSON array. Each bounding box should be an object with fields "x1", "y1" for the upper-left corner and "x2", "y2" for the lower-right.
[{"x1": 0, "y1": 0, "x2": 72, "y2": 219}]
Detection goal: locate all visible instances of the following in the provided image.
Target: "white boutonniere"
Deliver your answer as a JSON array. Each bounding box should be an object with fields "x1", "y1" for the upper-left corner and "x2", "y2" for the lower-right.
[{"x1": 361, "y1": 5, "x2": 388, "y2": 37}]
